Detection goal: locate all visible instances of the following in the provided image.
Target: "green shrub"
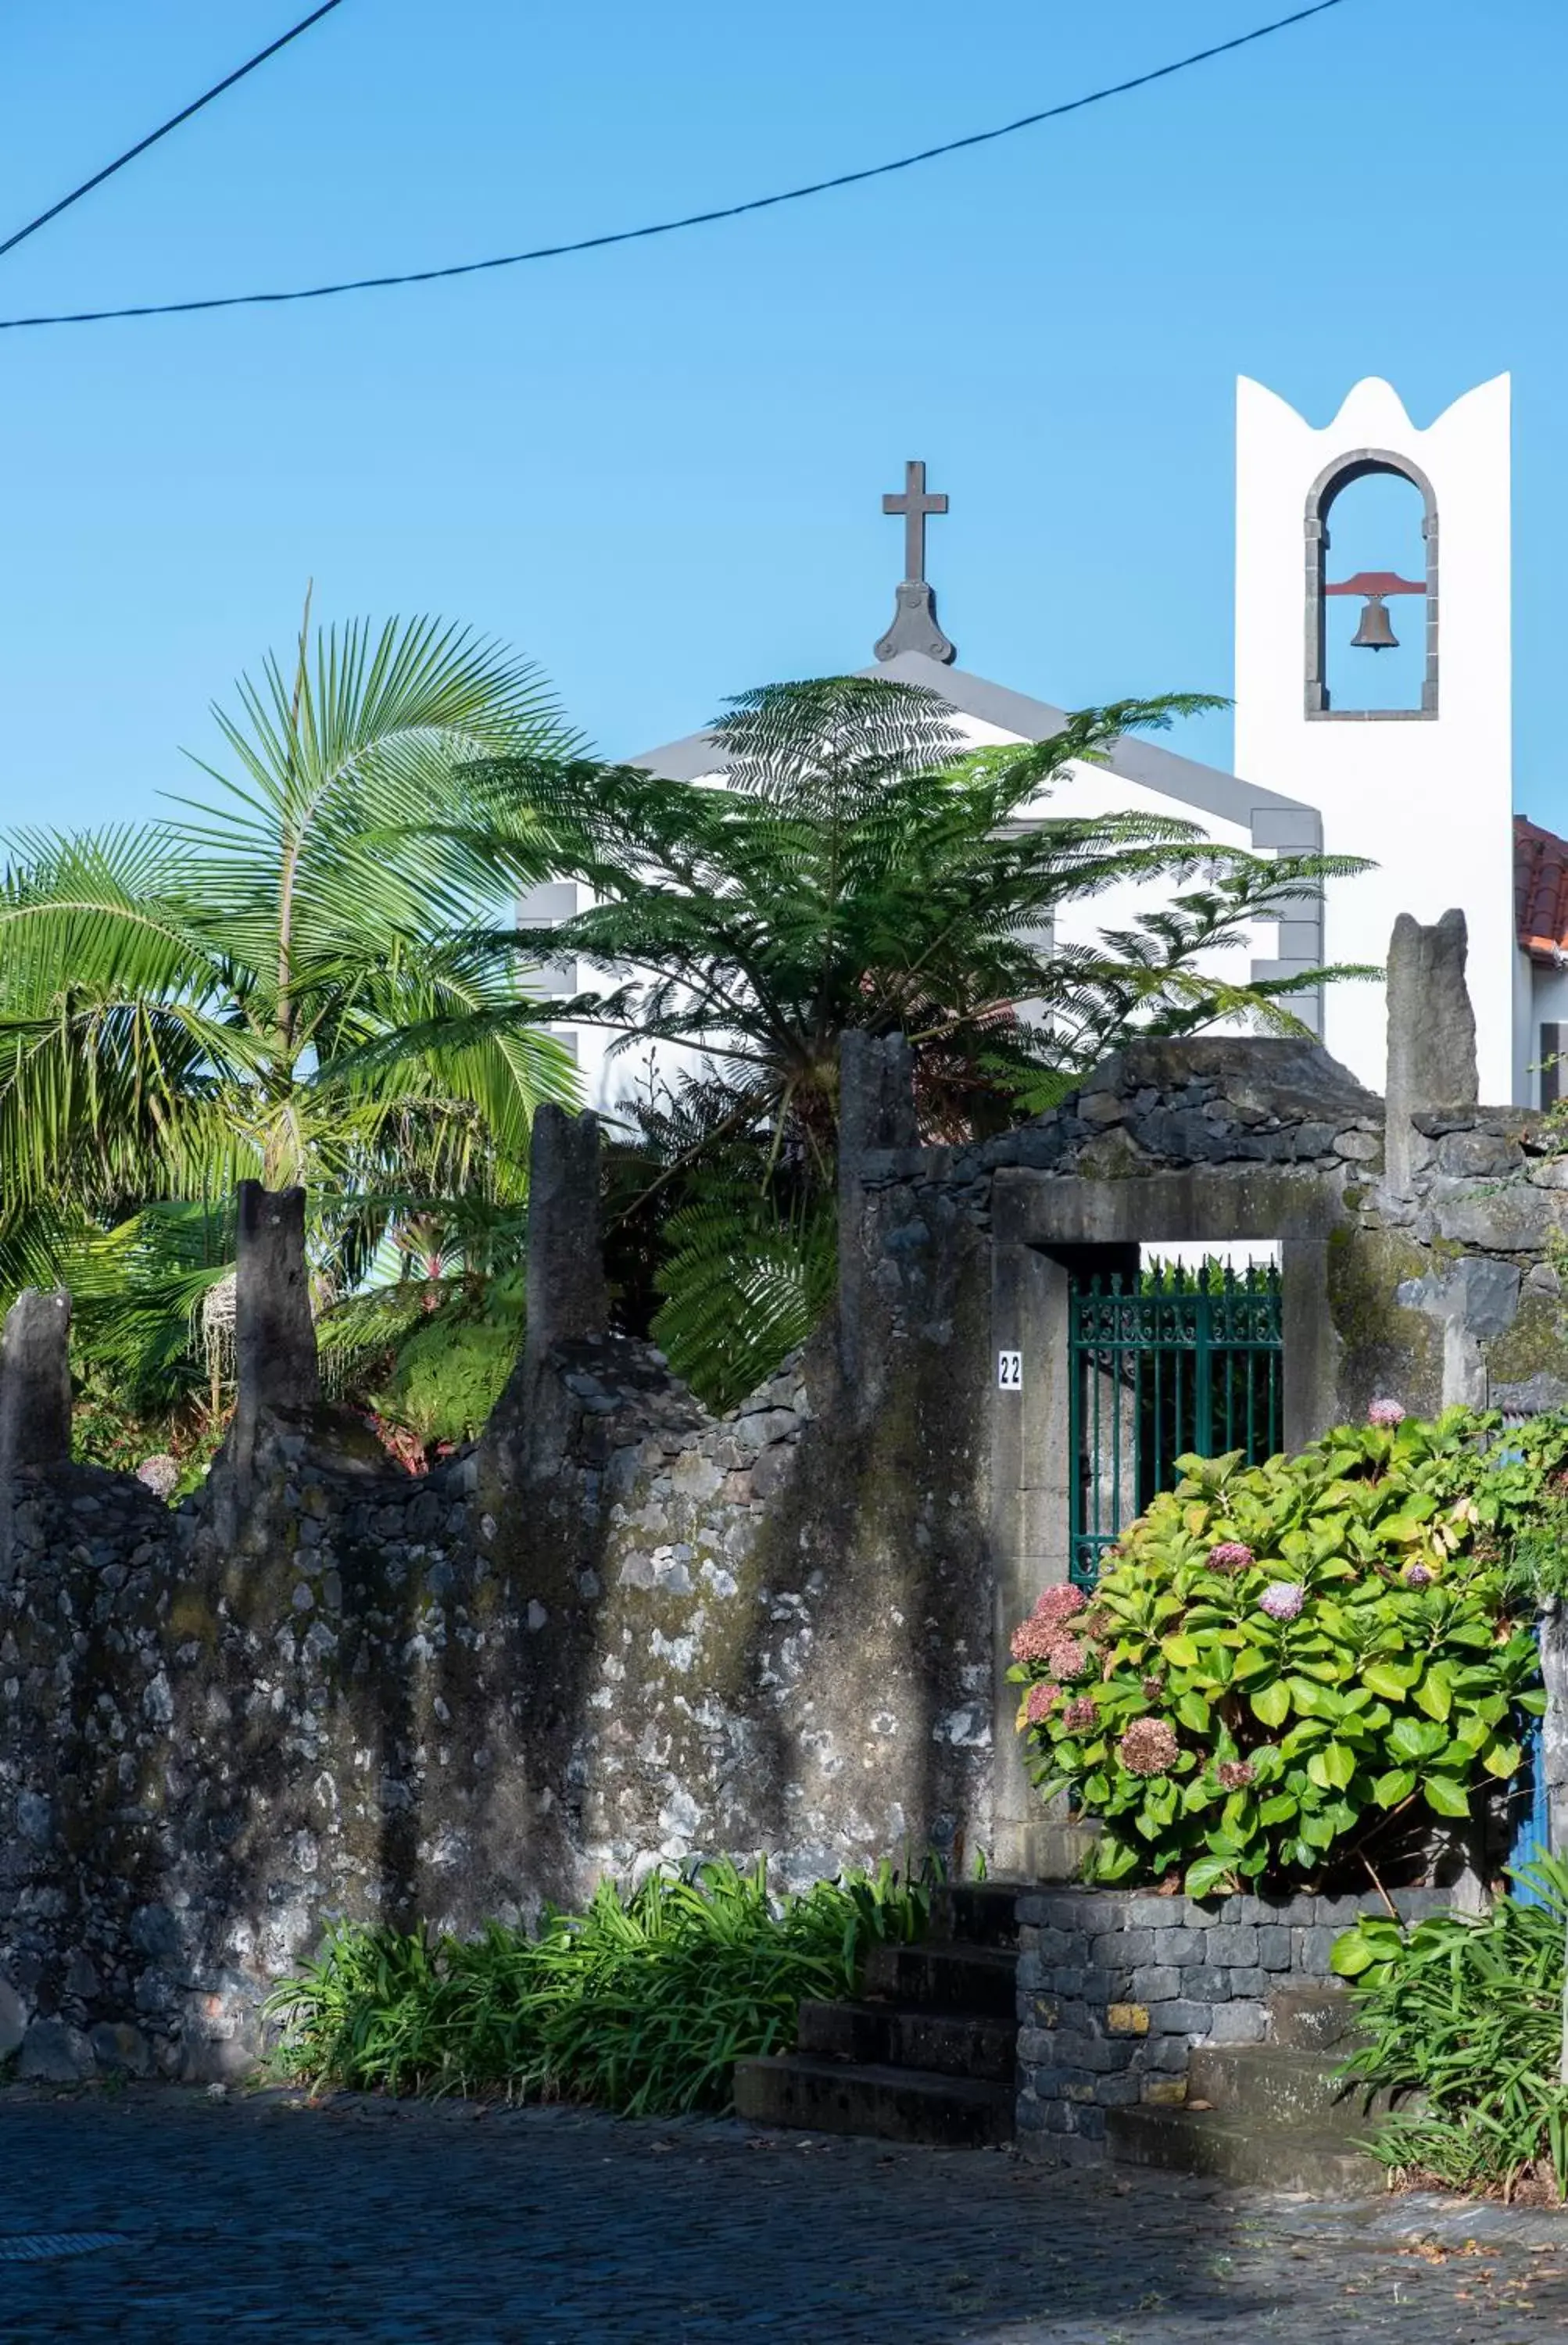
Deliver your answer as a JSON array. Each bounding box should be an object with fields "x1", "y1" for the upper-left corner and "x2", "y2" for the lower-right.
[
  {"x1": 264, "y1": 1856, "x2": 930, "y2": 2114},
  {"x1": 1331, "y1": 1857, "x2": 1568, "y2": 2198},
  {"x1": 367, "y1": 1295, "x2": 523, "y2": 1448},
  {"x1": 1011, "y1": 1407, "x2": 1555, "y2": 1898}
]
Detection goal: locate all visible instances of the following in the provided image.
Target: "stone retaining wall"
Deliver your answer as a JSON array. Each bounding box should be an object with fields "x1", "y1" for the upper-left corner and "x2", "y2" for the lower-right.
[{"x1": 1014, "y1": 1885, "x2": 1452, "y2": 2164}]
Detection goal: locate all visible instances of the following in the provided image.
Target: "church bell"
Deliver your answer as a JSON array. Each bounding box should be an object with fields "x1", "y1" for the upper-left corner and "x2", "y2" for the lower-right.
[{"x1": 1350, "y1": 592, "x2": 1398, "y2": 650}]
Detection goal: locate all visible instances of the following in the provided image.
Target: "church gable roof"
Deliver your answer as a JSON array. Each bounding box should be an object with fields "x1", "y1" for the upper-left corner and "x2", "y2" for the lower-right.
[
  {"x1": 629, "y1": 649, "x2": 1319, "y2": 848},
  {"x1": 1516, "y1": 814, "x2": 1568, "y2": 962}
]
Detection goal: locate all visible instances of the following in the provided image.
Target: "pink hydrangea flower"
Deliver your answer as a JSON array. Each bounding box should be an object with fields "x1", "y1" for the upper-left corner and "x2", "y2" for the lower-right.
[
  {"x1": 1259, "y1": 1581, "x2": 1305, "y2": 1624},
  {"x1": 1032, "y1": 1585, "x2": 1087, "y2": 1629},
  {"x1": 1208, "y1": 1541, "x2": 1255, "y2": 1573},
  {"x1": 1024, "y1": 1681, "x2": 1060, "y2": 1726},
  {"x1": 1061, "y1": 1695, "x2": 1097, "y2": 1733},
  {"x1": 1010, "y1": 1616, "x2": 1059, "y2": 1664},
  {"x1": 1045, "y1": 1635, "x2": 1090, "y2": 1682},
  {"x1": 1369, "y1": 1397, "x2": 1406, "y2": 1427},
  {"x1": 1141, "y1": 1675, "x2": 1162, "y2": 1701},
  {"x1": 1119, "y1": 1717, "x2": 1180, "y2": 1777},
  {"x1": 1217, "y1": 1760, "x2": 1256, "y2": 1791},
  {"x1": 1403, "y1": 1561, "x2": 1434, "y2": 1591}
]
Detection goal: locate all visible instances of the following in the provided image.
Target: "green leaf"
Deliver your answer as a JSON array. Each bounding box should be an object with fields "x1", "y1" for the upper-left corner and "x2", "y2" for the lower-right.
[
  {"x1": 1258, "y1": 1792, "x2": 1298, "y2": 1825},
  {"x1": 1372, "y1": 1767, "x2": 1416, "y2": 1808},
  {"x1": 1421, "y1": 1775, "x2": 1473, "y2": 1819},
  {"x1": 1249, "y1": 1679, "x2": 1291, "y2": 1728},
  {"x1": 1176, "y1": 1691, "x2": 1212, "y2": 1734},
  {"x1": 1413, "y1": 1665, "x2": 1454, "y2": 1723},
  {"x1": 1482, "y1": 1738, "x2": 1523, "y2": 1779},
  {"x1": 1160, "y1": 1634, "x2": 1200, "y2": 1669},
  {"x1": 1387, "y1": 1715, "x2": 1448, "y2": 1762},
  {"x1": 1307, "y1": 1742, "x2": 1357, "y2": 1792},
  {"x1": 1184, "y1": 1855, "x2": 1237, "y2": 1900},
  {"x1": 1363, "y1": 1662, "x2": 1415, "y2": 1702}
]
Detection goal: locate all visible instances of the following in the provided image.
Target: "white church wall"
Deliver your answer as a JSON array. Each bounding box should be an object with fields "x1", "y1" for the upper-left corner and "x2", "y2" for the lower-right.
[
  {"x1": 1233, "y1": 375, "x2": 1515, "y2": 1101},
  {"x1": 1525, "y1": 954, "x2": 1568, "y2": 1110}
]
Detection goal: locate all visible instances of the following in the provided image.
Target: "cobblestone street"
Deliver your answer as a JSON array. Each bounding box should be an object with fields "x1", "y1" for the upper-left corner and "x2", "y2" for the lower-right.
[{"x1": 0, "y1": 2087, "x2": 1566, "y2": 2342}]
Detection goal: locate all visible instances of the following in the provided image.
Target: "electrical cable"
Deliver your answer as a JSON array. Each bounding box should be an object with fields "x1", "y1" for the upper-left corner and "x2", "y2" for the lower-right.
[
  {"x1": 0, "y1": 0, "x2": 1351, "y2": 331},
  {"x1": 0, "y1": 0, "x2": 349, "y2": 264}
]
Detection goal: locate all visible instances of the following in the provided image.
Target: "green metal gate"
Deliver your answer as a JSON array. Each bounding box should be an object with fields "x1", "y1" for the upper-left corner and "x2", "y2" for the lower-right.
[{"x1": 1069, "y1": 1262, "x2": 1283, "y2": 1588}]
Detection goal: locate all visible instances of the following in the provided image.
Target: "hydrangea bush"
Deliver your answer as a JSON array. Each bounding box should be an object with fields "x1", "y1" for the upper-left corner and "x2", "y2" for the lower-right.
[{"x1": 1011, "y1": 1405, "x2": 1560, "y2": 1898}]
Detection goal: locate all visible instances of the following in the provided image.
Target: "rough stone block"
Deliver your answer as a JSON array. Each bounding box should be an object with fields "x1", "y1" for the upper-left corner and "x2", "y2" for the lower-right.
[
  {"x1": 1093, "y1": 1928, "x2": 1154, "y2": 1967},
  {"x1": 1257, "y1": 1925, "x2": 1293, "y2": 1971},
  {"x1": 1207, "y1": 1924, "x2": 1259, "y2": 1965},
  {"x1": 1016, "y1": 2026, "x2": 1058, "y2": 2065},
  {"x1": 1105, "y1": 2003, "x2": 1150, "y2": 2036},
  {"x1": 1155, "y1": 2000, "x2": 1212, "y2": 2038},
  {"x1": 1129, "y1": 1966, "x2": 1180, "y2": 2003},
  {"x1": 1205, "y1": 2001, "x2": 1267, "y2": 2045},
  {"x1": 1294, "y1": 1925, "x2": 1335, "y2": 1975},
  {"x1": 1179, "y1": 1966, "x2": 1233, "y2": 2003},
  {"x1": 1094, "y1": 2071, "x2": 1144, "y2": 2107},
  {"x1": 18, "y1": 2016, "x2": 93, "y2": 2082},
  {"x1": 1153, "y1": 1927, "x2": 1208, "y2": 1966},
  {"x1": 1143, "y1": 2077, "x2": 1188, "y2": 2105}
]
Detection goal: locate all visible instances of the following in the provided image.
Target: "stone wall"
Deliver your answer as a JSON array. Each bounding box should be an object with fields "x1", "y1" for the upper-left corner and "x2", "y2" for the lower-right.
[
  {"x1": 2, "y1": 910, "x2": 1565, "y2": 2081},
  {"x1": 1014, "y1": 1884, "x2": 1451, "y2": 2164}
]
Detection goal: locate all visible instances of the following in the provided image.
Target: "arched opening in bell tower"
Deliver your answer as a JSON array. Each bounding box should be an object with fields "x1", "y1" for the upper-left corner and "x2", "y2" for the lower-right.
[{"x1": 1305, "y1": 452, "x2": 1437, "y2": 719}]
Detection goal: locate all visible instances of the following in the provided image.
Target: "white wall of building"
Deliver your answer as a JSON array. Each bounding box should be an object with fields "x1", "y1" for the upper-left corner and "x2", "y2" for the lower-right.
[{"x1": 1233, "y1": 375, "x2": 1515, "y2": 1101}]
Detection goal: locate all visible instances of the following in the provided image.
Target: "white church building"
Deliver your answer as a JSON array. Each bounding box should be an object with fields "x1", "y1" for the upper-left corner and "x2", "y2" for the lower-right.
[{"x1": 536, "y1": 374, "x2": 1568, "y2": 1117}]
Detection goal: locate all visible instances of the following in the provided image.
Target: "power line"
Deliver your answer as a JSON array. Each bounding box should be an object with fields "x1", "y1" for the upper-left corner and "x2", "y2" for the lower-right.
[
  {"x1": 0, "y1": 1, "x2": 349, "y2": 265},
  {"x1": 0, "y1": 0, "x2": 1351, "y2": 332}
]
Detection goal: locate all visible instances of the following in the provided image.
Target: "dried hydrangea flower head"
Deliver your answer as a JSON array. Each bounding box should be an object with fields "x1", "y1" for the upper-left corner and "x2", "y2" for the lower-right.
[
  {"x1": 1023, "y1": 1681, "x2": 1060, "y2": 1726},
  {"x1": 1119, "y1": 1717, "x2": 1180, "y2": 1777},
  {"x1": 1208, "y1": 1541, "x2": 1255, "y2": 1573},
  {"x1": 1010, "y1": 1615, "x2": 1061, "y2": 1664},
  {"x1": 1045, "y1": 1635, "x2": 1090, "y2": 1682},
  {"x1": 1061, "y1": 1695, "x2": 1097, "y2": 1733},
  {"x1": 1216, "y1": 1760, "x2": 1256, "y2": 1791},
  {"x1": 1402, "y1": 1561, "x2": 1434, "y2": 1591},
  {"x1": 1032, "y1": 1585, "x2": 1087, "y2": 1628},
  {"x1": 1258, "y1": 1581, "x2": 1305, "y2": 1623},
  {"x1": 1368, "y1": 1397, "x2": 1406, "y2": 1428}
]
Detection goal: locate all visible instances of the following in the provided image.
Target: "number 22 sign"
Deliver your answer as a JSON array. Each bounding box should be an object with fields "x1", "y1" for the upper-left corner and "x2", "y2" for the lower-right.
[{"x1": 997, "y1": 1350, "x2": 1022, "y2": 1391}]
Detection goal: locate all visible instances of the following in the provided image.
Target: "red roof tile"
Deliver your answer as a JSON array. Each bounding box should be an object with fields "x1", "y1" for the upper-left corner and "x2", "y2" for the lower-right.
[{"x1": 1516, "y1": 814, "x2": 1568, "y2": 961}]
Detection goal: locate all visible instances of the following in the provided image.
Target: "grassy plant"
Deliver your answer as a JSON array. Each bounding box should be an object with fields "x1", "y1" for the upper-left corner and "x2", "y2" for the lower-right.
[
  {"x1": 264, "y1": 1856, "x2": 931, "y2": 2114},
  {"x1": 1333, "y1": 1855, "x2": 1568, "y2": 2199}
]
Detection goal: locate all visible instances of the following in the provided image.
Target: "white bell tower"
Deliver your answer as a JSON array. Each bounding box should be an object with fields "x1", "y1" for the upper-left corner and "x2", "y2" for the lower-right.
[{"x1": 1233, "y1": 375, "x2": 1514, "y2": 1101}]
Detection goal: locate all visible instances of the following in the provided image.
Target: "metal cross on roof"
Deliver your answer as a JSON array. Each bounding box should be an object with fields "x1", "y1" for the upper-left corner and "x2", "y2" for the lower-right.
[
  {"x1": 882, "y1": 459, "x2": 947, "y2": 584},
  {"x1": 875, "y1": 458, "x2": 956, "y2": 666}
]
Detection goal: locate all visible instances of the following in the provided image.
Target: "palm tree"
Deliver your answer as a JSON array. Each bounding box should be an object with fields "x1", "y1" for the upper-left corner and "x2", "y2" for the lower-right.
[
  {"x1": 0, "y1": 605, "x2": 581, "y2": 1360},
  {"x1": 413, "y1": 674, "x2": 1372, "y2": 1402}
]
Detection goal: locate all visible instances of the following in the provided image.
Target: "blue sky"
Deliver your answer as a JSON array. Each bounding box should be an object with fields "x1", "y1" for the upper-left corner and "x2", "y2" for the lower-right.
[{"x1": 0, "y1": 0, "x2": 1559, "y2": 831}]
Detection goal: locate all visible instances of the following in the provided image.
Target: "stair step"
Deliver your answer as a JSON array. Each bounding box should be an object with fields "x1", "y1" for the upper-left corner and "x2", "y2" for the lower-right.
[
  {"x1": 1186, "y1": 2046, "x2": 1391, "y2": 2134},
  {"x1": 861, "y1": 1942, "x2": 1018, "y2": 2018},
  {"x1": 1107, "y1": 2102, "x2": 1385, "y2": 2194},
  {"x1": 797, "y1": 1998, "x2": 1017, "y2": 2082},
  {"x1": 1268, "y1": 1984, "x2": 1358, "y2": 2050},
  {"x1": 929, "y1": 1880, "x2": 1024, "y2": 1950},
  {"x1": 734, "y1": 2053, "x2": 1014, "y2": 2147}
]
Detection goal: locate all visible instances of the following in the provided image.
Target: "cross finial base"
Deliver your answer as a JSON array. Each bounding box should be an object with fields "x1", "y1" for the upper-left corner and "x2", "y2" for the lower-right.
[{"x1": 875, "y1": 579, "x2": 956, "y2": 665}]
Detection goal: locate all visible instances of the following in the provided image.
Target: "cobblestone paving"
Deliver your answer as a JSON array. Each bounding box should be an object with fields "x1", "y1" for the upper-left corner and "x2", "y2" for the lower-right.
[{"x1": 1, "y1": 2086, "x2": 1567, "y2": 2342}]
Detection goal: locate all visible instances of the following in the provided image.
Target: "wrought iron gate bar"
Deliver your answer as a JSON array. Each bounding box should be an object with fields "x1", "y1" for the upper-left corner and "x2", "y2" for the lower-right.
[{"x1": 1068, "y1": 1262, "x2": 1283, "y2": 1588}]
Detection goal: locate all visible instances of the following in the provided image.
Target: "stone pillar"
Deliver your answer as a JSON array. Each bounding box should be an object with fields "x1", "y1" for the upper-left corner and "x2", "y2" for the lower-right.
[
  {"x1": 523, "y1": 1106, "x2": 606, "y2": 1376},
  {"x1": 837, "y1": 1031, "x2": 917, "y2": 1385},
  {"x1": 1384, "y1": 908, "x2": 1479, "y2": 1194},
  {"x1": 0, "y1": 1289, "x2": 72, "y2": 1486},
  {"x1": 233, "y1": 1182, "x2": 319, "y2": 1427}
]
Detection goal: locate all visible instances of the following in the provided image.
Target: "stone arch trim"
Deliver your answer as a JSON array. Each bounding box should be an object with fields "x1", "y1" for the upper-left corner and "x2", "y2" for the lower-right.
[{"x1": 1304, "y1": 446, "x2": 1439, "y2": 720}]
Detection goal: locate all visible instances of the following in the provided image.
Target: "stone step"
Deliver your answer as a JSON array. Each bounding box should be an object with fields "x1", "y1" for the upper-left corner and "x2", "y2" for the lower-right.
[
  {"x1": 861, "y1": 1942, "x2": 1018, "y2": 2018},
  {"x1": 1107, "y1": 2102, "x2": 1386, "y2": 2194},
  {"x1": 1268, "y1": 1983, "x2": 1358, "y2": 2050},
  {"x1": 929, "y1": 1879, "x2": 1024, "y2": 1951},
  {"x1": 1186, "y1": 2045, "x2": 1391, "y2": 2133},
  {"x1": 797, "y1": 1998, "x2": 1017, "y2": 2083},
  {"x1": 733, "y1": 2053, "x2": 1015, "y2": 2148}
]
